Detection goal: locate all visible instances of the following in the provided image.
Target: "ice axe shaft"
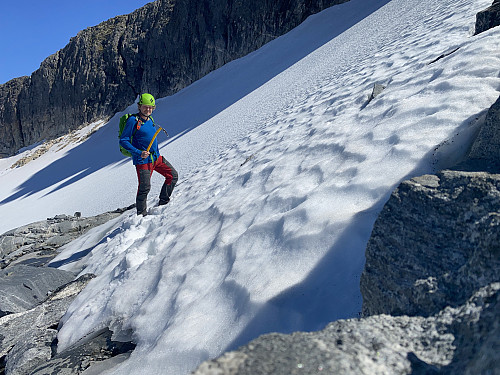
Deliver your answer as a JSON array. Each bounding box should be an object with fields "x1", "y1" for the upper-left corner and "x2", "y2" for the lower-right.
[{"x1": 146, "y1": 127, "x2": 169, "y2": 152}]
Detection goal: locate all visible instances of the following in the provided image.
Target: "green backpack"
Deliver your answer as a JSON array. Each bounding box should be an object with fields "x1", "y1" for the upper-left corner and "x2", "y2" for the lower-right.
[{"x1": 118, "y1": 114, "x2": 155, "y2": 157}]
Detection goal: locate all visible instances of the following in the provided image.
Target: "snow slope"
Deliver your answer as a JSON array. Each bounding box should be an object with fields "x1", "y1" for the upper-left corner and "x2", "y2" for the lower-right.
[{"x1": 1, "y1": 0, "x2": 499, "y2": 373}]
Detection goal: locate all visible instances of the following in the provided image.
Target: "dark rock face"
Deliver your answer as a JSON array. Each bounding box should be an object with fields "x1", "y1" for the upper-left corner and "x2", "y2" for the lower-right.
[
  {"x1": 475, "y1": 0, "x2": 500, "y2": 35},
  {"x1": 0, "y1": 0, "x2": 348, "y2": 157},
  {"x1": 467, "y1": 95, "x2": 500, "y2": 171},
  {"x1": 0, "y1": 77, "x2": 29, "y2": 156}
]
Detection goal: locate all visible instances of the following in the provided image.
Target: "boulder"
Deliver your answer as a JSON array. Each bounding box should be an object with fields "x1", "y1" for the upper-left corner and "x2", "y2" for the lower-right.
[
  {"x1": 360, "y1": 170, "x2": 500, "y2": 317},
  {"x1": 475, "y1": 0, "x2": 500, "y2": 35}
]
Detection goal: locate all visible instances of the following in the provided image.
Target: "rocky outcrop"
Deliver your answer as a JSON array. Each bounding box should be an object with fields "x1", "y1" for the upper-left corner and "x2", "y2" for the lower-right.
[
  {"x1": 360, "y1": 170, "x2": 500, "y2": 317},
  {"x1": 192, "y1": 284, "x2": 499, "y2": 375},
  {"x1": 475, "y1": 0, "x2": 500, "y2": 35},
  {"x1": 0, "y1": 206, "x2": 133, "y2": 268},
  {"x1": 0, "y1": 273, "x2": 135, "y2": 375},
  {"x1": 0, "y1": 0, "x2": 348, "y2": 157},
  {"x1": 0, "y1": 274, "x2": 95, "y2": 375},
  {"x1": 466, "y1": 95, "x2": 500, "y2": 170},
  {"x1": 0, "y1": 265, "x2": 75, "y2": 317},
  {"x1": 0, "y1": 206, "x2": 138, "y2": 375}
]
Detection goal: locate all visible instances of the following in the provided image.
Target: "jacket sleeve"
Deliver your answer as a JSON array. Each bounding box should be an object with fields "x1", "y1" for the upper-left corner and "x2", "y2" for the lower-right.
[{"x1": 119, "y1": 117, "x2": 142, "y2": 157}]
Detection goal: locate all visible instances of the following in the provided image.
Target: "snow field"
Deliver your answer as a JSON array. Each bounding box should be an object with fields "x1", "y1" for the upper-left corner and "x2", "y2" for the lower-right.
[{"x1": 0, "y1": 0, "x2": 498, "y2": 374}]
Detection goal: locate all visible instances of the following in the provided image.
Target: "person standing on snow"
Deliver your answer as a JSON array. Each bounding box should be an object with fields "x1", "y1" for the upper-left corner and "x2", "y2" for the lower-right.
[{"x1": 119, "y1": 93, "x2": 178, "y2": 216}]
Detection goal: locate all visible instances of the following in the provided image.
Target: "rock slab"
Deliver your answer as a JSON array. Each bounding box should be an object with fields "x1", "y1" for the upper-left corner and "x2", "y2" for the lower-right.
[
  {"x1": 0, "y1": 274, "x2": 95, "y2": 375},
  {"x1": 0, "y1": 265, "x2": 75, "y2": 316},
  {"x1": 0, "y1": 207, "x2": 131, "y2": 268}
]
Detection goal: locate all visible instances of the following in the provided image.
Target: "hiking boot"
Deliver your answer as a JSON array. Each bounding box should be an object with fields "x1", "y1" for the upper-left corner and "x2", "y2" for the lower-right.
[{"x1": 158, "y1": 198, "x2": 170, "y2": 206}]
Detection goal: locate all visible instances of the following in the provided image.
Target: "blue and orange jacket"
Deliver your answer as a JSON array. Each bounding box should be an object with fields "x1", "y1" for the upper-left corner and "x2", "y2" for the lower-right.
[{"x1": 119, "y1": 115, "x2": 161, "y2": 165}]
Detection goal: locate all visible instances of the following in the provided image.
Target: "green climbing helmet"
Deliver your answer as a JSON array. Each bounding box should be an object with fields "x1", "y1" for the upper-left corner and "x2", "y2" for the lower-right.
[{"x1": 138, "y1": 93, "x2": 155, "y2": 106}]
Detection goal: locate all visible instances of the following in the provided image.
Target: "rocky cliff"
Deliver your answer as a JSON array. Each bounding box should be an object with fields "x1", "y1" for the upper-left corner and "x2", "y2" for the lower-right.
[{"x1": 0, "y1": 0, "x2": 348, "y2": 157}]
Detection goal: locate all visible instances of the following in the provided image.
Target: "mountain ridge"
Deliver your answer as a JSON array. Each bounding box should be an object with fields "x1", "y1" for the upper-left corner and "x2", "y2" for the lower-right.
[{"x1": 0, "y1": 0, "x2": 348, "y2": 157}]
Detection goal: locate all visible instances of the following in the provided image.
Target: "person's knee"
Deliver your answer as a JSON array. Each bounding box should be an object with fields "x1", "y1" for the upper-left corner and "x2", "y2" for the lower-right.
[
  {"x1": 171, "y1": 168, "x2": 179, "y2": 184},
  {"x1": 138, "y1": 182, "x2": 151, "y2": 195},
  {"x1": 161, "y1": 156, "x2": 178, "y2": 184}
]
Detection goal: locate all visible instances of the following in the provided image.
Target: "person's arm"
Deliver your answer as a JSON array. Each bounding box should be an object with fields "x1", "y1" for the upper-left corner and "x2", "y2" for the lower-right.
[{"x1": 119, "y1": 118, "x2": 143, "y2": 158}]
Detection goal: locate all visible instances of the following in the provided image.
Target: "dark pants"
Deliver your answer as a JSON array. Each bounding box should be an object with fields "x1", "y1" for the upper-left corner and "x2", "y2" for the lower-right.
[{"x1": 136, "y1": 156, "x2": 178, "y2": 215}]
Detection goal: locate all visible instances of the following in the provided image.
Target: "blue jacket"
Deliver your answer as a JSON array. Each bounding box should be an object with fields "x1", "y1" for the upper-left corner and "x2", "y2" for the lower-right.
[{"x1": 119, "y1": 115, "x2": 161, "y2": 165}]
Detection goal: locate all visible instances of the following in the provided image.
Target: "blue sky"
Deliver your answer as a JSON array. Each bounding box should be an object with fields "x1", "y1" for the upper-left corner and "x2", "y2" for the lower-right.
[{"x1": 0, "y1": 0, "x2": 152, "y2": 84}]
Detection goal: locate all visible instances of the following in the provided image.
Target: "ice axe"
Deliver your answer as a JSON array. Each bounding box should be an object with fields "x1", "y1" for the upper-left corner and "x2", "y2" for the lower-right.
[{"x1": 146, "y1": 126, "x2": 169, "y2": 153}]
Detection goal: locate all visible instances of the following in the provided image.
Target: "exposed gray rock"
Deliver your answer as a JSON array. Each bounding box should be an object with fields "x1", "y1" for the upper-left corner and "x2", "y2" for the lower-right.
[
  {"x1": 360, "y1": 170, "x2": 500, "y2": 317},
  {"x1": 428, "y1": 47, "x2": 460, "y2": 65},
  {"x1": 30, "y1": 328, "x2": 135, "y2": 375},
  {"x1": 0, "y1": 206, "x2": 138, "y2": 373},
  {"x1": 0, "y1": 205, "x2": 133, "y2": 268},
  {"x1": 0, "y1": 265, "x2": 75, "y2": 316},
  {"x1": 441, "y1": 283, "x2": 500, "y2": 374},
  {"x1": 361, "y1": 83, "x2": 387, "y2": 109},
  {"x1": 466, "y1": 94, "x2": 500, "y2": 171},
  {"x1": 369, "y1": 83, "x2": 386, "y2": 101},
  {"x1": 0, "y1": 0, "x2": 348, "y2": 157},
  {"x1": 475, "y1": 0, "x2": 500, "y2": 35},
  {"x1": 0, "y1": 274, "x2": 95, "y2": 375},
  {"x1": 191, "y1": 283, "x2": 499, "y2": 375}
]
